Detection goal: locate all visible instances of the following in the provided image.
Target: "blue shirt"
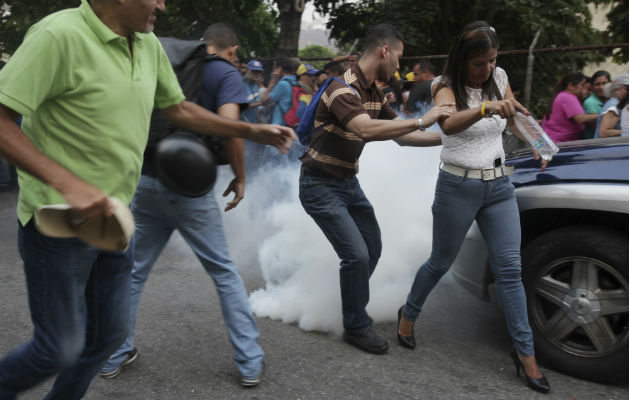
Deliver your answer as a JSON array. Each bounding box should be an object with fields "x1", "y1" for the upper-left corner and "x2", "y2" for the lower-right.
[
  {"x1": 594, "y1": 97, "x2": 620, "y2": 138},
  {"x1": 199, "y1": 58, "x2": 248, "y2": 113},
  {"x1": 241, "y1": 77, "x2": 262, "y2": 123},
  {"x1": 269, "y1": 75, "x2": 297, "y2": 126}
]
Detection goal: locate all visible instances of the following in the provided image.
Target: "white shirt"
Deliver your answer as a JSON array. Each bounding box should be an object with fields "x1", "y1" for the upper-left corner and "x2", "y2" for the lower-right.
[
  {"x1": 432, "y1": 66, "x2": 509, "y2": 169},
  {"x1": 621, "y1": 105, "x2": 629, "y2": 137}
]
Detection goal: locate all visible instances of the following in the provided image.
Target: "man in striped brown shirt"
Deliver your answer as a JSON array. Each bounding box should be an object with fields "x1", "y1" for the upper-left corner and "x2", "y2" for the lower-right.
[{"x1": 299, "y1": 24, "x2": 453, "y2": 354}]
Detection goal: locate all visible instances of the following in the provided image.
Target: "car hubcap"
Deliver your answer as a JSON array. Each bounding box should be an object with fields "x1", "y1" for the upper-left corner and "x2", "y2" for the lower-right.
[
  {"x1": 532, "y1": 256, "x2": 628, "y2": 357},
  {"x1": 563, "y1": 289, "x2": 601, "y2": 324}
]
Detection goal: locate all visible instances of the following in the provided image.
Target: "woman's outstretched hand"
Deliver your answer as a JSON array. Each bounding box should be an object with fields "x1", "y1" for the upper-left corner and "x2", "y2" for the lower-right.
[{"x1": 485, "y1": 98, "x2": 528, "y2": 119}]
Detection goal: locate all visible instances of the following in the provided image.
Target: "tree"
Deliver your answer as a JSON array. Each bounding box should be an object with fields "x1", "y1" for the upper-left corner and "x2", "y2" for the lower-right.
[
  {"x1": 0, "y1": 0, "x2": 280, "y2": 67},
  {"x1": 315, "y1": 0, "x2": 627, "y2": 117},
  {"x1": 298, "y1": 44, "x2": 335, "y2": 69},
  {"x1": 153, "y1": 0, "x2": 279, "y2": 58},
  {"x1": 603, "y1": 0, "x2": 629, "y2": 62},
  {"x1": 274, "y1": 0, "x2": 305, "y2": 57},
  {"x1": 317, "y1": 0, "x2": 608, "y2": 56}
]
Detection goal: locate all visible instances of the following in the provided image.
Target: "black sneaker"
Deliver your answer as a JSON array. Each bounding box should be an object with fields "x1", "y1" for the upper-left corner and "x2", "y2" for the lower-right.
[
  {"x1": 343, "y1": 328, "x2": 389, "y2": 354},
  {"x1": 240, "y1": 361, "x2": 265, "y2": 387},
  {"x1": 100, "y1": 348, "x2": 139, "y2": 379}
]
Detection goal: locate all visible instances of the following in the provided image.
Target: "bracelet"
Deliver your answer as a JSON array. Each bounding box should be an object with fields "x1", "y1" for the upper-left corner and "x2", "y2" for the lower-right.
[
  {"x1": 480, "y1": 101, "x2": 490, "y2": 118},
  {"x1": 418, "y1": 118, "x2": 425, "y2": 131}
]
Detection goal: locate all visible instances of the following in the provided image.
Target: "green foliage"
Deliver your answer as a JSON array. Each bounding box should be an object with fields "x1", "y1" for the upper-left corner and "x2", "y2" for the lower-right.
[
  {"x1": 314, "y1": 0, "x2": 382, "y2": 53},
  {"x1": 0, "y1": 0, "x2": 279, "y2": 67},
  {"x1": 604, "y1": 0, "x2": 629, "y2": 62},
  {"x1": 318, "y1": 0, "x2": 605, "y2": 55},
  {"x1": 298, "y1": 44, "x2": 335, "y2": 69},
  {"x1": 1, "y1": 0, "x2": 73, "y2": 64},
  {"x1": 155, "y1": 0, "x2": 279, "y2": 58},
  {"x1": 315, "y1": 0, "x2": 627, "y2": 117}
]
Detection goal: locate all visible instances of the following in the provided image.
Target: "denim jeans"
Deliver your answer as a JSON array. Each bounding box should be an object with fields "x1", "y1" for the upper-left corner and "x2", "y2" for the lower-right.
[
  {"x1": 299, "y1": 171, "x2": 382, "y2": 334},
  {"x1": 0, "y1": 157, "x2": 14, "y2": 188},
  {"x1": 102, "y1": 175, "x2": 263, "y2": 378},
  {"x1": 0, "y1": 221, "x2": 133, "y2": 400},
  {"x1": 404, "y1": 169, "x2": 535, "y2": 356}
]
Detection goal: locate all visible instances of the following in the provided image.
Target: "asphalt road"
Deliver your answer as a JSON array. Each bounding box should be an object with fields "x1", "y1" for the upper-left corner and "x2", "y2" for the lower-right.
[{"x1": 0, "y1": 187, "x2": 627, "y2": 400}]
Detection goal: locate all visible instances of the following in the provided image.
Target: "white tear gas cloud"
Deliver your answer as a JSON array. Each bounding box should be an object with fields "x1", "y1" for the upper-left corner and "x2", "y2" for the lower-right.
[{"x1": 217, "y1": 141, "x2": 441, "y2": 335}]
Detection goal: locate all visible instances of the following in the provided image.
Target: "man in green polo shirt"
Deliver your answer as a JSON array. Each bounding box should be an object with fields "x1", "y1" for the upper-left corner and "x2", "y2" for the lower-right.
[{"x1": 0, "y1": 1, "x2": 295, "y2": 398}]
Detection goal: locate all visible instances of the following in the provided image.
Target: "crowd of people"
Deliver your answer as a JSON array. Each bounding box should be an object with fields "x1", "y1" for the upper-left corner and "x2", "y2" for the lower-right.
[
  {"x1": 542, "y1": 70, "x2": 628, "y2": 142},
  {"x1": 235, "y1": 54, "x2": 439, "y2": 128},
  {"x1": 232, "y1": 46, "x2": 628, "y2": 153},
  {"x1": 0, "y1": 0, "x2": 626, "y2": 398}
]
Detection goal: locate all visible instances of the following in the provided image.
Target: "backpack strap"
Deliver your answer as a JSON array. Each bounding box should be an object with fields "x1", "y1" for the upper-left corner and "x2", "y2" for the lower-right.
[
  {"x1": 313, "y1": 77, "x2": 360, "y2": 133},
  {"x1": 276, "y1": 76, "x2": 301, "y2": 115},
  {"x1": 331, "y1": 77, "x2": 360, "y2": 98},
  {"x1": 296, "y1": 76, "x2": 361, "y2": 147}
]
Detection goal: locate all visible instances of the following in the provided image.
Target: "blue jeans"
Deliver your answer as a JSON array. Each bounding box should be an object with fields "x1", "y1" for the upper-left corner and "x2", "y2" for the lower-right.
[
  {"x1": 299, "y1": 171, "x2": 382, "y2": 334},
  {"x1": 0, "y1": 221, "x2": 133, "y2": 400},
  {"x1": 0, "y1": 157, "x2": 11, "y2": 186},
  {"x1": 404, "y1": 169, "x2": 535, "y2": 356},
  {"x1": 102, "y1": 175, "x2": 263, "y2": 378}
]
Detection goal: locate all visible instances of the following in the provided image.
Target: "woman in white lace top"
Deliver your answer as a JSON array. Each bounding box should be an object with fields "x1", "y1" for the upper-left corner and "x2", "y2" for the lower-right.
[{"x1": 396, "y1": 21, "x2": 550, "y2": 394}]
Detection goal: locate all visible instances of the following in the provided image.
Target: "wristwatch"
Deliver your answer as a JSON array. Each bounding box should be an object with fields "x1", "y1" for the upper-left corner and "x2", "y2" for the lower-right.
[{"x1": 418, "y1": 118, "x2": 426, "y2": 131}]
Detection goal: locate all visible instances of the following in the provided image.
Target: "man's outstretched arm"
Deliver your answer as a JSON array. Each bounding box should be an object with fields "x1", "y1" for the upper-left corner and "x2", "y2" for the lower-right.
[{"x1": 161, "y1": 100, "x2": 296, "y2": 154}]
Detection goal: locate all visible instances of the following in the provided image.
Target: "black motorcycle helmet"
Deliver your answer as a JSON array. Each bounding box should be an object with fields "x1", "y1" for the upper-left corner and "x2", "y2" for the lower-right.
[{"x1": 154, "y1": 132, "x2": 217, "y2": 197}]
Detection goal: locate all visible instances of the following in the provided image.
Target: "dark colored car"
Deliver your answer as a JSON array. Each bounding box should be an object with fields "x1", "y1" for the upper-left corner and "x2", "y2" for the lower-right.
[{"x1": 451, "y1": 136, "x2": 628, "y2": 383}]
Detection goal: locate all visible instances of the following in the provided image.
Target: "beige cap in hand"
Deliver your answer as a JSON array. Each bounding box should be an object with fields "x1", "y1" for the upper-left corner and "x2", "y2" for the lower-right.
[{"x1": 34, "y1": 197, "x2": 135, "y2": 252}]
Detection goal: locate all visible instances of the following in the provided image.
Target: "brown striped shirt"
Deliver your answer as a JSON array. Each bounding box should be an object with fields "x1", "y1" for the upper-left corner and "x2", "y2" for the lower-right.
[{"x1": 301, "y1": 65, "x2": 398, "y2": 178}]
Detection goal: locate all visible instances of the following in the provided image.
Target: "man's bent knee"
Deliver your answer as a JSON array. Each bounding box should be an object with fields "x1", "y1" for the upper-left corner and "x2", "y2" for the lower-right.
[{"x1": 32, "y1": 337, "x2": 85, "y2": 373}]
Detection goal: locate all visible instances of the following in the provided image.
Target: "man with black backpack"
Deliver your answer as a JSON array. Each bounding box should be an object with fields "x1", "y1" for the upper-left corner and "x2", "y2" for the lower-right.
[{"x1": 100, "y1": 23, "x2": 265, "y2": 387}]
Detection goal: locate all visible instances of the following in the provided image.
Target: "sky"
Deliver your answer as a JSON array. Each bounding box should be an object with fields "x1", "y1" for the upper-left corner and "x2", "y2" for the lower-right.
[
  {"x1": 298, "y1": 2, "x2": 334, "y2": 49},
  {"x1": 301, "y1": 2, "x2": 328, "y2": 31}
]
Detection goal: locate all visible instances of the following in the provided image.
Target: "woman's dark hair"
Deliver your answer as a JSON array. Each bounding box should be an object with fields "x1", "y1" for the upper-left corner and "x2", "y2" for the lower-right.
[
  {"x1": 544, "y1": 71, "x2": 585, "y2": 119},
  {"x1": 591, "y1": 70, "x2": 611, "y2": 83},
  {"x1": 434, "y1": 21, "x2": 501, "y2": 111}
]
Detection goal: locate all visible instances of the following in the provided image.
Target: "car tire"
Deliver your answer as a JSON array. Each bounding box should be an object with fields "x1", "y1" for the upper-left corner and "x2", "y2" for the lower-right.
[{"x1": 522, "y1": 225, "x2": 628, "y2": 383}]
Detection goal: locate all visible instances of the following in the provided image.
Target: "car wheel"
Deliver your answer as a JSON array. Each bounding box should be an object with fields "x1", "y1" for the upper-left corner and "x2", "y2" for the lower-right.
[{"x1": 522, "y1": 225, "x2": 628, "y2": 383}]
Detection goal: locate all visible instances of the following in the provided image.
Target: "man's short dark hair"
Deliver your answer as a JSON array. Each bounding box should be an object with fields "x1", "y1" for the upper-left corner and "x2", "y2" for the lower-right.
[
  {"x1": 416, "y1": 59, "x2": 436, "y2": 76},
  {"x1": 324, "y1": 60, "x2": 345, "y2": 76},
  {"x1": 362, "y1": 24, "x2": 404, "y2": 54},
  {"x1": 323, "y1": 60, "x2": 339, "y2": 70},
  {"x1": 277, "y1": 57, "x2": 299, "y2": 74},
  {"x1": 203, "y1": 23, "x2": 238, "y2": 51}
]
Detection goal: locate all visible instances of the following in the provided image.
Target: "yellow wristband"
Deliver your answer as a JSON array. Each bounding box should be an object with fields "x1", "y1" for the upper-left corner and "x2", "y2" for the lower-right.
[{"x1": 480, "y1": 101, "x2": 490, "y2": 118}]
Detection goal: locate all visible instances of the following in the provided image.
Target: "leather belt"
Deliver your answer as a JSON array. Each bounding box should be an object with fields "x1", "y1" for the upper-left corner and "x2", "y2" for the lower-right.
[
  {"x1": 441, "y1": 163, "x2": 514, "y2": 181},
  {"x1": 300, "y1": 166, "x2": 333, "y2": 179}
]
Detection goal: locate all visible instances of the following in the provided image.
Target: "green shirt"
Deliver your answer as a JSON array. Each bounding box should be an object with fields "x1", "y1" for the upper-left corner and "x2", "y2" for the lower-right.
[
  {"x1": 583, "y1": 93, "x2": 604, "y2": 139},
  {"x1": 0, "y1": 0, "x2": 185, "y2": 225}
]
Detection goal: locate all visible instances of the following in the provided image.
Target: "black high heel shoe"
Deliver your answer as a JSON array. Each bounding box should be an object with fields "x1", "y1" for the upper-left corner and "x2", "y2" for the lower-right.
[
  {"x1": 397, "y1": 306, "x2": 416, "y2": 349},
  {"x1": 510, "y1": 349, "x2": 550, "y2": 394}
]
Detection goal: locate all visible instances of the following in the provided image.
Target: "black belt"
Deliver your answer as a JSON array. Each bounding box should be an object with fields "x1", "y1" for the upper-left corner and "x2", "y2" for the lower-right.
[
  {"x1": 300, "y1": 166, "x2": 348, "y2": 180},
  {"x1": 301, "y1": 166, "x2": 332, "y2": 179}
]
